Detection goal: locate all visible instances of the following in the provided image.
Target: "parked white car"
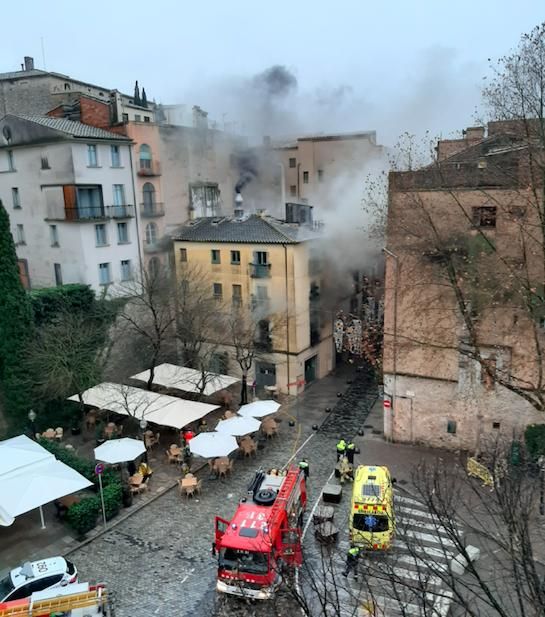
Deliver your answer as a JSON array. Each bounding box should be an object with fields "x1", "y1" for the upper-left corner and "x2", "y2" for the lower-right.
[{"x1": 0, "y1": 557, "x2": 77, "y2": 603}]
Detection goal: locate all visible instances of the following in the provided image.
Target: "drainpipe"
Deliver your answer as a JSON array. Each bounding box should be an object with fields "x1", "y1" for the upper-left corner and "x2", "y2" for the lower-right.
[
  {"x1": 296, "y1": 163, "x2": 301, "y2": 200},
  {"x1": 284, "y1": 243, "x2": 291, "y2": 397},
  {"x1": 128, "y1": 143, "x2": 144, "y2": 281},
  {"x1": 383, "y1": 247, "x2": 399, "y2": 442},
  {"x1": 278, "y1": 162, "x2": 286, "y2": 215}
]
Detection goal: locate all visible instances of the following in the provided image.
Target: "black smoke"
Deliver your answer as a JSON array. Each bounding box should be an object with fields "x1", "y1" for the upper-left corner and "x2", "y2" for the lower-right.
[
  {"x1": 252, "y1": 65, "x2": 297, "y2": 98},
  {"x1": 234, "y1": 148, "x2": 260, "y2": 193}
]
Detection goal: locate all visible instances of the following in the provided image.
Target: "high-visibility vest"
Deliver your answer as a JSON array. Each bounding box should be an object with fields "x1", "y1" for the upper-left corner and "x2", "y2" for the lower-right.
[
  {"x1": 337, "y1": 440, "x2": 347, "y2": 452},
  {"x1": 299, "y1": 461, "x2": 309, "y2": 469},
  {"x1": 348, "y1": 547, "x2": 360, "y2": 557},
  {"x1": 347, "y1": 442, "x2": 355, "y2": 451}
]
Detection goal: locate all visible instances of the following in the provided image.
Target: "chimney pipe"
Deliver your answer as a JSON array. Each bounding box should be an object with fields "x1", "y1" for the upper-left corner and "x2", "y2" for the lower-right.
[
  {"x1": 234, "y1": 192, "x2": 244, "y2": 219},
  {"x1": 24, "y1": 56, "x2": 34, "y2": 71}
]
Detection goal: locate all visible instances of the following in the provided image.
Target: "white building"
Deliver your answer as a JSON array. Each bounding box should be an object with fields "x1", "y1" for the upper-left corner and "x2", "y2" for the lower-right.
[{"x1": 0, "y1": 114, "x2": 141, "y2": 293}]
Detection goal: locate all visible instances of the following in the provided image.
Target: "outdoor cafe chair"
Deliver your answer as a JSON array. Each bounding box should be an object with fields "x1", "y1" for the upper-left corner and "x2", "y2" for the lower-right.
[
  {"x1": 55, "y1": 427, "x2": 63, "y2": 441},
  {"x1": 262, "y1": 424, "x2": 278, "y2": 439},
  {"x1": 166, "y1": 449, "x2": 179, "y2": 465},
  {"x1": 240, "y1": 440, "x2": 257, "y2": 458}
]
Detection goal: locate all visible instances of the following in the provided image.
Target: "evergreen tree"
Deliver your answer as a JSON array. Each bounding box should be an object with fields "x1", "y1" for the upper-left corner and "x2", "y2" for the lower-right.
[
  {"x1": 141, "y1": 88, "x2": 148, "y2": 108},
  {"x1": 133, "y1": 81, "x2": 141, "y2": 106},
  {"x1": 0, "y1": 201, "x2": 33, "y2": 428}
]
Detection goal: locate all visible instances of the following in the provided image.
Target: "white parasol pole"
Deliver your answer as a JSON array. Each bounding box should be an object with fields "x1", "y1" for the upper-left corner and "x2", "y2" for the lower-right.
[{"x1": 39, "y1": 505, "x2": 46, "y2": 529}]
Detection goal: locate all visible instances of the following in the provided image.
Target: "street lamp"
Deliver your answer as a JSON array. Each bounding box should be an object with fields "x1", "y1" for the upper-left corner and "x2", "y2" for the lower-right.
[
  {"x1": 28, "y1": 409, "x2": 37, "y2": 439},
  {"x1": 140, "y1": 418, "x2": 148, "y2": 463},
  {"x1": 382, "y1": 247, "x2": 399, "y2": 442}
]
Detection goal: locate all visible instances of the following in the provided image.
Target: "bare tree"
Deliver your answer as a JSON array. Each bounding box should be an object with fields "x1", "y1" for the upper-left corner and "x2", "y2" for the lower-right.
[
  {"x1": 174, "y1": 263, "x2": 228, "y2": 399},
  {"x1": 25, "y1": 304, "x2": 115, "y2": 416},
  {"x1": 116, "y1": 266, "x2": 177, "y2": 390}
]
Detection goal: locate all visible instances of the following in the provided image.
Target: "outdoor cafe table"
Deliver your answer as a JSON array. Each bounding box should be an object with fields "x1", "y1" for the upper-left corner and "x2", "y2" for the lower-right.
[
  {"x1": 180, "y1": 476, "x2": 197, "y2": 489},
  {"x1": 42, "y1": 428, "x2": 56, "y2": 439},
  {"x1": 213, "y1": 457, "x2": 230, "y2": 471}
]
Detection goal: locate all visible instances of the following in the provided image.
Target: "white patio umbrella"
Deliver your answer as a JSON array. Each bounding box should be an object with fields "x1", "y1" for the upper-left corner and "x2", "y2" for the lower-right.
[
  {"x1": 94, "y1": 438, "x2": 146, "y2": 464},
  {"x1": 216, "y1": 416, "x2": 261, "y2": 437},
  {"x1": 238, "y1": 400, "x2": 281, "y2": 419},
  {"x1": 0, "y1": 458, "x2": 92, "y2": 527},
  {"x1": 189, "y1": 432, "x2": 238, "y2": 459}
]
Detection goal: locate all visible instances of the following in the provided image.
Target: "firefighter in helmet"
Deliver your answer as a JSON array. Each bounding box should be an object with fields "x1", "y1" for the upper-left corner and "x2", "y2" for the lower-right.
[{"x1": 342, "y1": 546, "x2": 361, "y2": 580}]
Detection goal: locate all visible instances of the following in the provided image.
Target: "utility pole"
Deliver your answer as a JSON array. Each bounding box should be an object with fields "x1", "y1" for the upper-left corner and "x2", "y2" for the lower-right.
[{"x1": 383, "y1": 248, "x2": 399, "y2": 442}]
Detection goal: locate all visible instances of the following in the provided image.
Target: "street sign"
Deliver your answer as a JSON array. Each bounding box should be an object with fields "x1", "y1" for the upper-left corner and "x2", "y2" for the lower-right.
[
  {"x1": 383, "y1": 399, "x2": 391, "y2": 409},
  {"x1": 95, "y1": 463, "x2": 104, "y2": 475}
]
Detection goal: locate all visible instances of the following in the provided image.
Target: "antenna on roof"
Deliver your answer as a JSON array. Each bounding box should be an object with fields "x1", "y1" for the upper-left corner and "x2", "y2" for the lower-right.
[{"x1": 41, "y1": 37, "x2": 47, "y2": 70}]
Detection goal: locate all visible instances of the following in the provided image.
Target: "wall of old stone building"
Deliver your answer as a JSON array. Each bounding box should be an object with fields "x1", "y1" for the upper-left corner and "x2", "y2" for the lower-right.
[{"x1": 383, "y1": 372, "x2": 545, "y2": 450}]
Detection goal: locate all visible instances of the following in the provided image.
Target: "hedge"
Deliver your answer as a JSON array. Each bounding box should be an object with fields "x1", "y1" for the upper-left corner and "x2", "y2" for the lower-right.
[
  {"x1": 66, "y1": 497, "x2": 100, "y2": 537},
  {"x1": 30, "y1": 284, "x2": 95, "y2": 325},
  {"x1": 102, "y1": 483, "x2": 123, "y2": 520}
]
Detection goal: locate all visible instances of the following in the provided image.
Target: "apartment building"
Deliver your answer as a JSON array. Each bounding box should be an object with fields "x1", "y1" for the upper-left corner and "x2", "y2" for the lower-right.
[
  {"x1": 384, "y1": 122, "x2": 545, "y2": 450},
  {"x1": 275, "y1": 131, "x2": 385, "y2": 208},
  {"x1": 0, "y1": 114, "x2": 139, "y2": 292},
  {"x1": 172, "y1": 203, "x2": 333, "y2": 394}
]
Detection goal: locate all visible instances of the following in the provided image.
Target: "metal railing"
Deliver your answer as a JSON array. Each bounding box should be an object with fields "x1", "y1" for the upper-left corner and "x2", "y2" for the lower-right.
[
  {"x1": 108, "y1": 204, "x2": 135, "y2": 218},
  {"x1": 140, "y1": 202, "x2": 165, "y2": 217},
  {"x1": 137, "y1": 161, "x2": 161, "y2": 176},
  {"x1": 250, "y1": 263, "x2": 271, "y2": 278},
  {"x1": 64, "y1": 206, "x2": 108, "y2": 221}
]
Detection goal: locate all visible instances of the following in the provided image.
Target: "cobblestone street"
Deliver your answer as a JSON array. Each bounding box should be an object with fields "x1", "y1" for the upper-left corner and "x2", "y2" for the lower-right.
[{"x1": 71, "y1": 369, "x2": 377, "y2": 617}]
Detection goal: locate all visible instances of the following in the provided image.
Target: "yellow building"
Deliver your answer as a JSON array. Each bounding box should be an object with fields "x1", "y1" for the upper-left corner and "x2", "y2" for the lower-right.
[{"x1": 172, "y1": 207, "x2": 333, "y2": 395}]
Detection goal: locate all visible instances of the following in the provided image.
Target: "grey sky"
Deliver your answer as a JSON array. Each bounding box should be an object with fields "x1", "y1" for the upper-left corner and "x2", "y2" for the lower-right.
[{"x1": 2, "y1": 0, "x2": 544, "y2": 144}]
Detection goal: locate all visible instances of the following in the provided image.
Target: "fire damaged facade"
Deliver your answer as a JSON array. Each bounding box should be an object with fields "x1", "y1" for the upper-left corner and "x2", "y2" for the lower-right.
[{"x1": 384, "y1": 121, "x2": 545, "y2": 450}]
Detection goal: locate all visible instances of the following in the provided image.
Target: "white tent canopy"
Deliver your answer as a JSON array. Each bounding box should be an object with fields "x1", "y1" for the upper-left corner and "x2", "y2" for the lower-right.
[
  {"x1": 238, "y1": 400, "x2": 281, "y2": 418},
  {"x1": 0, "y1": 436, "x2": 92, "y2": 527},
  {"x1": 69, "y1": 382, "x2": 219, "y2": 430},
  {"x1": 131, "y1": 364, "x2": 239, "y2": 396},
  {"x1": 0, "y1": 434, "x2": 53, "y2": 476}
]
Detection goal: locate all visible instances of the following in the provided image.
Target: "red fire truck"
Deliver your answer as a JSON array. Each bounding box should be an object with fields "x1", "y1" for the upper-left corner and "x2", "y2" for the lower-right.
[{"x1": 214, "y1": 465, "x2": 307, "y2": 600}]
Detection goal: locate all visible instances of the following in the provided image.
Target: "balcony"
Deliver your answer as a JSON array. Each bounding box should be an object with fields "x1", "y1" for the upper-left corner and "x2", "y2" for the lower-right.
[
  {"x1": 109, "y1": 204, "x2": 135, "y2": 219},
  {"x1": 137, "y1": 161, "x2": 161, "y2": 177},
  {"x1": 251, "y1": 296, "x2": 271, "y2": 315},
  {"x1": 140, "y1": 202, "x2": 165, "y2": 217},
  {"x1": 250, "y1": 263, "x2": 271, "y2": 278},
  {"x1": 143, "y1": 242, "x2": 161, "y2": 254},
  {"x1": 255, "y1": 338, "x2": 273, "y2": 353},
  {"x1": 63, "y1": 206, "x2": 108, "y2": 221}
]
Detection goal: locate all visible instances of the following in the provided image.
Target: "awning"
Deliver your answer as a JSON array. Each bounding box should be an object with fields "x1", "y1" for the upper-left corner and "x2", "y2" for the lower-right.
[
  {"x1": 68, "y1": 382, "x2": 219, "y2": 430},
  {"x1": 131, "y1": 363, "x2": 239, "y2": 396}
]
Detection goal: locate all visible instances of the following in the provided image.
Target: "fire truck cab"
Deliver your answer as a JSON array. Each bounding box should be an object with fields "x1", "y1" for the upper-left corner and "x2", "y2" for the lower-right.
[{"x1": 214, "y1": 466, "x2": 307, "y2": 600}]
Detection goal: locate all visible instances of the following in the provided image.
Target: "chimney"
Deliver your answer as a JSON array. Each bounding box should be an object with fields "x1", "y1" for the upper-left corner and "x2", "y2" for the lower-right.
[
  {"x1": 24, "y1": 56, "x2": 34, "y2": 71},
  {"x1": 463, "y1": 127, "x2": 485, "y2": 141},
  {"x1": 234, "y1": 193, "x2": 244, "y2": 219}
]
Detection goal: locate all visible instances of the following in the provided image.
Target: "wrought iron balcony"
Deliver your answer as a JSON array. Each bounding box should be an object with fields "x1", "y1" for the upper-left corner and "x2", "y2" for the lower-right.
[
  {"x1": 108, "y1": 204, "x2": 135, "y2": 218},
  {"x1": 63, "y1": 206, "x2": 108, "y2": 221},
  {"x1": 250, "y1": 263, "x2": 271, "y2": 278},
  {"x1": 140, "y1": 202, "x2": 165, "y2": 217},
  {"x1": 137, "y1": 161, "x2": 161, "y2": 177}
]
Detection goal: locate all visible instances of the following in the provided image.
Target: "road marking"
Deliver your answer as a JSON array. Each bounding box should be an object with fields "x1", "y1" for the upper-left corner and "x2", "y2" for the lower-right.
[
  {"x1": 371, "y1": 564, "x2": 443, "y2": 588},
  {"x1": 433, "y1": 589, "x2": 454, "y2": 617},
  {"x1": 361, "y1": 593, "x2": 425, "y2": 616},
  {"x1": 393, "y1": 538, "x2": 453, "y2": 562},
  {"x1": 393, "y1": 553, "x2": 449, "y2": 573},
  {"x1": 398, "y1": 514, "x2": 462, "y2": 538},
  {"x1": 402, "y1": 529, "x2": 457, "y2": 548},
  {"x1": 396, "y1": 494, "x2": 428, "y2": 508}
]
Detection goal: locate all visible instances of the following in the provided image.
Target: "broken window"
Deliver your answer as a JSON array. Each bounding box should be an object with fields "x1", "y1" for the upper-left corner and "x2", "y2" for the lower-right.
[
  {"x1": 472, "y1": 206, "x2": 497, "y2": 228},
  {"x1": 190, "y1": 183, "x2": 220, "y2": 217}
]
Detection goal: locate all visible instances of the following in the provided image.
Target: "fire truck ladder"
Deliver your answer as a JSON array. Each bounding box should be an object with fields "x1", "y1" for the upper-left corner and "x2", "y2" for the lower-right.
[
  {"x1": 267, "y1": 466, "x2": 301, "y2": 531},
  {"x1": 0, "y1": 587, "x2": 109, "y2": 617}
]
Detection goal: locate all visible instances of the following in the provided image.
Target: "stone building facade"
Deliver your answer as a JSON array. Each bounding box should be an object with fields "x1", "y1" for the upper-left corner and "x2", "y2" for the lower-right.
[{"x1": 383, "y1": 121, "x2": 545, "y2": 451}]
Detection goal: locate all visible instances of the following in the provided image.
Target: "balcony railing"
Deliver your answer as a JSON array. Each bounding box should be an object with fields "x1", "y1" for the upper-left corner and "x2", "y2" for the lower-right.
[
  {"x1": 143, "y1": 242, "x2": 161, "y2": 254},
  {"x1": 109, "y1": 204, "x2": 135, "y2": 218},
  {"x1": 250, "y1": 263, "x2": 271, "y2": 278},
  {"x1": 140, "y1": 202, "x2": 165, "y2": 217},
  {"x1": 137, "y1": 161, "x2": 161, "y2": 177},
  {"x1": 255, "y1": 338, "x2": 273, "y2": 353},
  {"x1": 64, "y1": 206, "x2": 108, "y2": 221},
  {"x1": 251, "y1": 296, "x2": 271, "y2": 315}
]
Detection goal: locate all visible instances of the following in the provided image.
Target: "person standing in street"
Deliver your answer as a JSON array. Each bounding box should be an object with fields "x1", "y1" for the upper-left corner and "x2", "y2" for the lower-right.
[
  {"x1": 298, "y1": 459, "x2": 310, "y2": 478},
  {"x1": 346, "y1": 440, "x2": 356, "y2": 464},
  {"x1": 336, "y1": 438, "x2": 347, "y2": 461},
  {"x1": 342, "y1": 546, "x2": 361, "y2": 580}
]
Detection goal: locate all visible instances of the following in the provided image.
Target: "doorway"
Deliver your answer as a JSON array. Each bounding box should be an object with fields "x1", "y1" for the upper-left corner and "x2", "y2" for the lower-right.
[
  {"x1": 255, "y1": 362, "x2": 276, "y2": 391},
  {"x1": 304, "y1": 355, "x2": 318, "y2": 385}
]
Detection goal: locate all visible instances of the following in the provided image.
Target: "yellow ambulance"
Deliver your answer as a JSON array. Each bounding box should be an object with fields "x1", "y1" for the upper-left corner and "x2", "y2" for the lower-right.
[{"x1": 349, "y1": 465, "x2": 396, "y2": 550}]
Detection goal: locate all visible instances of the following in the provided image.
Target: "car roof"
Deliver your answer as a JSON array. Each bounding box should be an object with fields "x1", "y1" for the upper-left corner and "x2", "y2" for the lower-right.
[{"x1": 11, "y1": 557, "x2": 67, "y2": 587}]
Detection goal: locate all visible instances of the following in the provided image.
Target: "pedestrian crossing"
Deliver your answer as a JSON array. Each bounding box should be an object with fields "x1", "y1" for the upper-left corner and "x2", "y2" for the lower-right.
[{"x1": 303, "y1": 491, "x2": 464, "y2": 617}]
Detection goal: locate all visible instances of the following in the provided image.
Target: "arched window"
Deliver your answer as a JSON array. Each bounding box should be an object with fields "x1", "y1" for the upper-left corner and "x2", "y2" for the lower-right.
[
  {"x1": 145, "y1": 222, "x2": 157, "y2": 245},
  {"x1": 142, "y1": 182, "x2": 155, "y2": 211},
  {"x1": 139, "y1": 144, "x2": 152, "y2": 169},
  {"x1": 148, "y1": 256, "x2": 161, "y2": 279}
]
